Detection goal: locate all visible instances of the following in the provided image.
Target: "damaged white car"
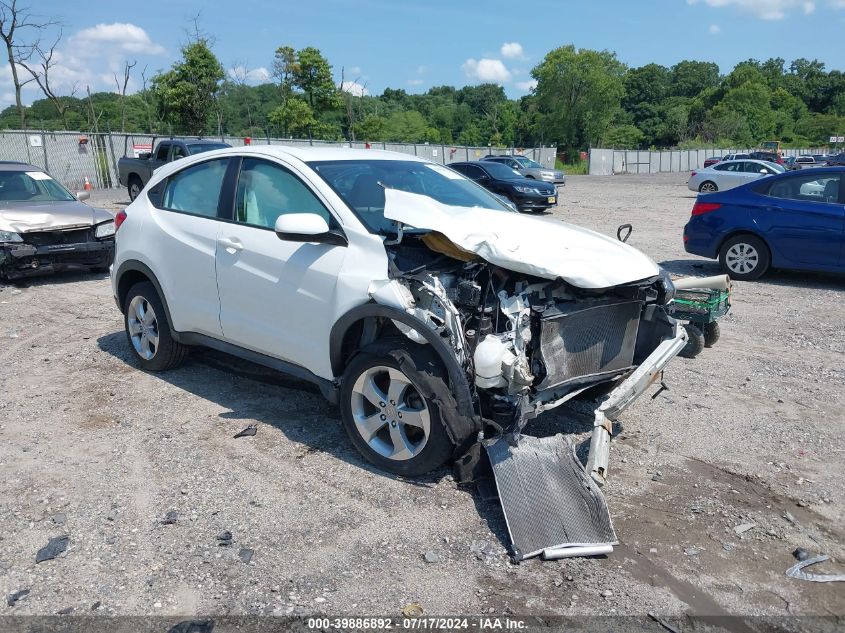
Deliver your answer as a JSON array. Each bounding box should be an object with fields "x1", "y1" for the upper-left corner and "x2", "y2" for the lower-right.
[{"x1": 111, "y1": 147, "x2": 687, "y2": 560}]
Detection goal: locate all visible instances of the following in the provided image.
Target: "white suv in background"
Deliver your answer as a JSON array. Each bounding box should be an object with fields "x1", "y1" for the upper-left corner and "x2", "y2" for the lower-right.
[{"x1": 110, "y1": 146, "x2": 685, "y2": 479}]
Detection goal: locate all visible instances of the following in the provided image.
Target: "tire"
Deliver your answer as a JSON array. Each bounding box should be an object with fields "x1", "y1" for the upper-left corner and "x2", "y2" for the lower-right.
[
  {"x1": 699, "y1": 181, "x2": 718, "y2": 193},
  {"x1": 128, "y1": 176, "x2": 143, "y2": 202},
  {"x1": 123, "y1": 281, "x2": 187, "y2": 371},
  {"x1": 680, "y1": 323, "x2": 704, "y2": 359},
  {"x1": 719, "y1": 234, "x2": 770, "y2": 280},
  {"x1": 703, "y1": 321, "x2": 720, "y2": 347},
  {"x1": 339, "y1": 342, "x2": 463, "y2": 477}
]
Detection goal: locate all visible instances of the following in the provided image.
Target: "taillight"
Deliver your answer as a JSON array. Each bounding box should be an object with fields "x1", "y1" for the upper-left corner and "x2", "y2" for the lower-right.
[
  {"x1": 690, "y1": 171, "x2": 697, "y2": 178},
  {"x1": 115, "y1": 209, "x2": 127, "y2": 230},
  {"x1": 691, "y1": 201, "x2": 721, "y2": 216}
]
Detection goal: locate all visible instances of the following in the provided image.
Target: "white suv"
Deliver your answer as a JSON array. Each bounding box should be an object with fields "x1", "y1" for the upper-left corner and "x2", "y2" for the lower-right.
[{"x1": 111, "y1": 146, "x2": 685, "y2": 479}]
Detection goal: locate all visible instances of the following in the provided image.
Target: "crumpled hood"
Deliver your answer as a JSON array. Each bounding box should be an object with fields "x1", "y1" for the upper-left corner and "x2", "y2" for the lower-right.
[
  {"x1": 0, "y1": 201, "x2": 111, "y2": 233},
  {"x1": 384, "y1": 189, "x2": 659, "y2": 289}
]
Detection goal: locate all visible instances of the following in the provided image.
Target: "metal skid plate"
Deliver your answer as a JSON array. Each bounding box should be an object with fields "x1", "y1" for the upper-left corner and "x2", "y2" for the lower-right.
[{"x1": 485, "y1": 434, "x2": 617, "y2": 561}]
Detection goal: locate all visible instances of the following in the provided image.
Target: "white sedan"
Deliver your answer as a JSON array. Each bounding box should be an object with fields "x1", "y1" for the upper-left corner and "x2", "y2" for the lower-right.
[{"x1": 688, "y1": 159, "x2": 785, "y2": 193}]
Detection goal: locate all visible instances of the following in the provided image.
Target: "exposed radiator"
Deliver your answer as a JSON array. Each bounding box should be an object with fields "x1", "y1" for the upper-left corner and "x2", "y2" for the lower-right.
[{"x1": 534, "y1": 299, "x2": 642, "y2": 390}]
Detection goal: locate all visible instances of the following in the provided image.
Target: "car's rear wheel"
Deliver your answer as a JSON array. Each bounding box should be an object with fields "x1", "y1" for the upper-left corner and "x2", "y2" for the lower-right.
[
  {"x1": 123, "y1": 281, "x2": 187, "y2": 371},
  {"x1": 128, "y1": 176, "x2": 142, "y2": 201},
  {"x1": 699, "y1": 181, "x2": 718, "y2": 193},
  {"x1": 719, "y1": 234, "x2": 770, "y2": 280},
  {"x1": 339, "y1": 342, "x2": 462, "y2": 477}
]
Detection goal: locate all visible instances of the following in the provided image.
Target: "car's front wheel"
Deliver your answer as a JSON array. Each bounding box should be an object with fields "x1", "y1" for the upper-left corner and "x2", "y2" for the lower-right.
[
  {"x1": 339, "y1": 343, "x2": 462, "y2": 477},
  {"x1": 719, "y1": 234, "x2": 770, "y2": 280},
  {"x1": 123, "y1": 281, "x2": 187, "y2": 371}
]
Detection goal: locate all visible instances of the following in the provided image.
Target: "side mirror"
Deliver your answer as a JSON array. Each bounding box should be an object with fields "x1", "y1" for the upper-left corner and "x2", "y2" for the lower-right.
[
  {"x1": 759, "y1": 169, "x2": 768, "y2": 174},
  {"x1": 76, "y1": 190, "x2": 90, "y2": 201},
  {"x1": 274, "y1": 213, "x2": 347, "y2": 246}
]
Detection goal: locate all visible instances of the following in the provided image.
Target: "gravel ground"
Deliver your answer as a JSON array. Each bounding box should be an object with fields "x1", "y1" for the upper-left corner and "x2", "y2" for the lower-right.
[{"x1": 1, "y1": 173, "x2": 843, "y2": 622}]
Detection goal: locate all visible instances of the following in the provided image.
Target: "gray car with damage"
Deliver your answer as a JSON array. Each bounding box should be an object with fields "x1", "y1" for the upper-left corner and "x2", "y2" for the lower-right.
[{"x1": 0, "y1": 163, "x2": 115, "y2": 280}]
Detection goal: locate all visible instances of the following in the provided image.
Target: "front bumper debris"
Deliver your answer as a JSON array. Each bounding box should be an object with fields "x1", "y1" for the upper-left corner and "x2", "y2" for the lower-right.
[
  {"x1": 0, "y1": 238, "x2": 114, "y2": 279},
  {"x1": 486, "y1": 322, "x2": 687, "y2": 561}
]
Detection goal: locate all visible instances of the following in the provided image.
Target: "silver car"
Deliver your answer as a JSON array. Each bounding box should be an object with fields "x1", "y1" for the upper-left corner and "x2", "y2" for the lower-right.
[
  {"x1": 687, "y1": 159, "x2": 784, "y2": 193},
  {"x1": 0, "y1": 162, "x2": 115, "y2": 279},
  {"x1": 483, "y1": 155, "x2": 565, "y2": 185}
]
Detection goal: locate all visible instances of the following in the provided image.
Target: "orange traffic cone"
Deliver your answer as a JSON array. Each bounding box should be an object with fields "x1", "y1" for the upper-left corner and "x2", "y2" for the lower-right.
[{"x1": 84, "y1": 176, "x2": 92, "y2": 191}]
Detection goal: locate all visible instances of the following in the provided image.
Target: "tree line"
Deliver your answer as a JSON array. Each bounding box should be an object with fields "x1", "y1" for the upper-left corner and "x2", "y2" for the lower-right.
[{"x1": 2, "y1": 20, "x2": 843, "y2": 158}]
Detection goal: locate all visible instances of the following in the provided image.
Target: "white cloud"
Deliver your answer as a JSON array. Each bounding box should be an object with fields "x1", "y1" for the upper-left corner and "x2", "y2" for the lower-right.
[
  {"x1": 462, "y1": 58, "x2": 512, "y2": 83},
  {"x1": 416, "y1": 65, "x2": 427, "y2": 74},
  {"x1": 69, "y1": 23, "x2": 166, "y2": 56},
  {"x1": 709, "y1": 23, "x2": 721, "y2": 32},
  {"x1": 348, "y1": 66, "x2": 361, "y2": 76},
  {"x1": 500, "y1": 42, "x2": 525, "y2": 60},
  {"x1": 830, "y1": 0, "x2": 845, "y2": 7},
  {"x1": 515, "y1": 79, "x2": 537, "y2": 91},
  {"x1": 407, "y1": 78, "x2": 424, "y2": 86},
  {"x1": 228, "y1": 65, "x2": 271, "y2": 84},
  {"x1": 687, "y1": 0, "x2": 817, "y2": 19},
  {"x1": 340, "y1": 80, "x2": 369, "y2": 97}
]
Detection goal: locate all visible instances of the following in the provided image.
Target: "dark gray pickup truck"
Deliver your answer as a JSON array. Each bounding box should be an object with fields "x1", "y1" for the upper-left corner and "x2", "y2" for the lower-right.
[{"x1": 118, "y1": 138, "x2": 231, "y2": 200}]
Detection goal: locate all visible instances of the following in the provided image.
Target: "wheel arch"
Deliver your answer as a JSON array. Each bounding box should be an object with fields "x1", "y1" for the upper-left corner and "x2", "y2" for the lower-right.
[
  {"x1": 329, "y1": 303, "x2": 476, "y2": 421},
  {"x1": 716, "y1": 229, "x2": 772, "y2": 262},
  {"x1": 115, "y1": 260, "x2": 175, "y2": 328}
]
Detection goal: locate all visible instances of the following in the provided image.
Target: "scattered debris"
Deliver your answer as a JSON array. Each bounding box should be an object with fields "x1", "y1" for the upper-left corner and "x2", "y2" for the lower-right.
[
  {"x1": 402, "y1": 602, "x2": 424, "y2": 617},
  {"x1": 216, "y1": 531, "x2": 233, "y2": 546},
  {"x1": 238, "y1": 548, "x2": 254, "y2": 564},
  {"x1": 648, "y1": 612, "x2": 681, "y2": 633},
  {"x1": 600, "y1": 589, "x2": 613, "y2": 598},
  {"x1": 233, "y1": 425, "x2": 257, "y2": 439},
  {"x1": 684, "y1": 547, "x2": 702, "y2": 556},
  {"x1": 733, "y1": 522, "x2": 756, "y2": 535},
  {"x1": 423, "y1": 550, "x2": 441, "y2": 564},
  {"x1": 90, "y1": 601, "x2": 101, "y2": 610},
  {"x1": 56, "y1": 607, "x2": 73, "y2": 615},
  {"x1": 161, "y1": 510, "x2": 179, "y2": 525},
  {"x1": 785, "y1": 555, "x2": 845, "y2": 583},
  {"x1": 6, "y1": 589, "x2": 29, "y2": 607},
  {"x1": 792, "y1": 548, "x2": 810, "y2": 561},
  {"x1": 35, "y1": 535, "x2": 69, "y2": 563},
  {"x1": 723, "y1": 543, "x2": 736, "y2": 552},
  {"x1": 51, "y1": 512, "x2": 67, "y2": 525}
]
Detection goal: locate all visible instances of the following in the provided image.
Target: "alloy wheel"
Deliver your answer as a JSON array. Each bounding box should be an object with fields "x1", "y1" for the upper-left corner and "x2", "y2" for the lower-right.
[
  {"x1": 127, "y1": 295, "x2": 160, "y2": 360},
  {"x1": 700, "y1": 182, "x2": 717, "y2": 192},
  {"x1": 350, "y1": 365, "x2": 430, "y2": 461}
]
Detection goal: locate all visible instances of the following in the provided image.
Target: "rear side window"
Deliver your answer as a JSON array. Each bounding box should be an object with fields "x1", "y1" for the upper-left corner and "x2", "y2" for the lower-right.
[
  {"x1": 714, "y1": 162, "x2": 740, "y2": 172},
  {"x1": 162, "y1": 158, "x2": 229, "y2": 217},
  {"x1": 453, "y1": 164, "x2": 484, "y2": 179},
  {"x1": 763, "y1": 173, "x2": 841, "y2": 203}
]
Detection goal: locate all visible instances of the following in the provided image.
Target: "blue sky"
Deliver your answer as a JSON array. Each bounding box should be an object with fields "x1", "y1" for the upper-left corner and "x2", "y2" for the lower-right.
[{"x1": 8, "y1": 0, "x2": 845, "y2": 106}]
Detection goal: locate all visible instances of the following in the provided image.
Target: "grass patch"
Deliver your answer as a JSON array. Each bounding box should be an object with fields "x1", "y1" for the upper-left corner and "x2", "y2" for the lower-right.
[{"x1": 556, "y1": 159, "x2": 588, "y2": 175}]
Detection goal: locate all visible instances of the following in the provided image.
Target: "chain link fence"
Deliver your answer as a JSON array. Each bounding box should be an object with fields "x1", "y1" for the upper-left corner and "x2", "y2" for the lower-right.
[
  {"x1": 587, "y1": 147, "x2": 829, "y2": 176},
  {"x1": 0, "y1": 130, "x2": 557, "y2": 191}
]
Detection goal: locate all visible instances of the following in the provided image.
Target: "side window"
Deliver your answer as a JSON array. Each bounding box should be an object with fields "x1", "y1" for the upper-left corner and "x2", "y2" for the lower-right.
[
  {"x1": 506, "y1": 159, "x2": 519, "y2": 169},
  {"x1": 714, "y1": 163, "x2": 737, "y2": 172},
  {"x1": 765, "y1": 174, "x2": 841, "y2": 203},
  {"x1": 161, "y1": 158, "x2": 229, "y2": 217},
  {"x1": 460, "y1": 165, "x2": 484, "y2": 180},
  {"x1": 171, "y1": 144, "x2": 188, "y2": 160},
  {"x1": 155, "y1": 143, "x2": 170, "y2": 161},
  {"x1": 235, "y1": 158, "x2": 332, "y2": 229},
  {"x1": 744, "y1": 162, "x2": 765, "y2": 173}
]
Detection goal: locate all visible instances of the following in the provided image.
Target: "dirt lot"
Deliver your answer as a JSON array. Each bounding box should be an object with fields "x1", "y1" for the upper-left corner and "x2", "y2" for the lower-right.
[{"x1": 1, "y1": 173, "x2": 843, "y2": 624}]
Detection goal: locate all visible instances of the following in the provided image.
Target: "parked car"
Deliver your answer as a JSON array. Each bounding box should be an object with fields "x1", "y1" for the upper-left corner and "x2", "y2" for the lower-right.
[
  {"x1": 684, "y1": 167, "x2": 843, "y2": 280},
  {"x1": 794, "y1": 155, "x2": 818, "y2": 168},
  {"x1": 826, "y1": 152, "x2": 845, "y2": 166},
  {"x1": 118, "y1": 138, "x2": 231, "y2": 201},
  {"x1": 482, "y1": 155, "x2": 566, "y2": 185},
  {"x1": 812, "y1": 154, "x2": 830, "y2": 165},
  {"x1": 749, "y1": 150, "x2": 782, "y2": 164},
  {"x1": 449, "y1": 161, "x2": 558, "y2": 211},
  {"x1": 722, "y1": 153, "x2": 751, "y2": 161},
  {"x1": 688, "y1": 159, "x2": 784, "y2": 193},
  {"x1": 110, "y1": 146, "x2": 685, "y2": 482},
  {"x1": 783, "y1": 156, "x2": 797, "y2": 170},
  {"x1": 703, "y1": 156, "x2": 722, "y2": 168},
  {"x1": 0, "y1": 162, "x2": 115, "y2": 279}
]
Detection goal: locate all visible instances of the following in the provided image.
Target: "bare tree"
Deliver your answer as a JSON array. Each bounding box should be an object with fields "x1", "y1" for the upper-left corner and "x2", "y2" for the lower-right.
[
  {"x1": 339, "y1": 66, "x2": 367, "y2": 142},
  {"x1": 0, "y1": 0, "x2": 57, "y2": 128},
  {"x1": 85, "y1": 84, "x2": 102, "y2": 134},
  {"x1": 19, "y1": 31, "x2": 77, "y2": 129},
  {"x1": 113, "y1": 59, "x2": 136, "y2": 132},
  {"x1": 228, "y1": 60, "x2": 254, "y2": 130},
  {"x1": 139, "y1": 65, "x2": 155, "y2": 133}
]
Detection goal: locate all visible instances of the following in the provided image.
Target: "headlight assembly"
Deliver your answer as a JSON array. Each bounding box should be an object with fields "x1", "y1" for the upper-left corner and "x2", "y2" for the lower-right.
[
  {"x1": 95, "y1": 221, "x2": 116, "y2": 239},
  {"x1": 0, "y1": 230, "x2": 23, "y2": 243},
  {"x1": 513, "y1": 185, "x2": 539, "y2": 194},
  {"x1": 658, "y1": 267, "x2": 676, "y2": 304}
]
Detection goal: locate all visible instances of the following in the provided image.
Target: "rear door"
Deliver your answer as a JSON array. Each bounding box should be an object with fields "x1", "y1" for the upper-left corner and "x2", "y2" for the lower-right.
[{"x1": 755, "y1": 172, "x2": 844, "y2": 268}]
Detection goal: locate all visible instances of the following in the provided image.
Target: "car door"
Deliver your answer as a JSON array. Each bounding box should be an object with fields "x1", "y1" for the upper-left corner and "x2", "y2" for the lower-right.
[
  {"x1": 755, "y1": 172, "x2": 844, "y2": 268},
  {"x1": 214, "y1": 156, "x2": 350, "y2": 369},
  {"x1": 151, "y1": 142, "x2": 171, "y2": 170},
  {"x1": 711, "y1": 162, "x2": 744, "y2": 189},
  {"x1": 148, "y1": 157, "x2": 231, "y2": 336}
]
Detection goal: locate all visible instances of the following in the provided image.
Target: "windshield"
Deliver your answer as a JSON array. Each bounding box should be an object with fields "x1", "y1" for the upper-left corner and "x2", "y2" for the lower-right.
[
  {"x1": 0, "y1": 170, "x2": 76, "y2": 202},
  {"x1": 308, "y1": 159, "x2": 511, "y2": 234},
  {"x1": 188, "y1": 143, "x2": 230, "y2": 155},
  {"x1": 514, "y1": 157, "x2": 543, "y2": 169},
  {"x1": 479, "y1": 161, "x2": 522, "y2": 180}
]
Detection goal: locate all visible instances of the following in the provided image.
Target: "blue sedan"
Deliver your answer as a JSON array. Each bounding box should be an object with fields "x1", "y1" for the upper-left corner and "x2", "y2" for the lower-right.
[{"x1": 683, "y1": 167, "x2": 844, "y2": 280}]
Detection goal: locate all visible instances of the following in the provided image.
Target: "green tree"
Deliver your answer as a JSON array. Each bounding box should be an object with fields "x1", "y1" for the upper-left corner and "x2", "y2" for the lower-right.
[
  {"x1": 531, "y1": 45, "x2": 626, "y2": 149},
  {"x1": 152, "y1": 39, "x2": 224, "y2": 134},
  {"x1": 268, "y1": 97, "x2": 315, "y2": 137},
  {"x1": 670, "y1": 60, "x2": 720, "y2": 98},
  {"x1": 294, "y1": 47, "x2": 340, "y2": 113}
]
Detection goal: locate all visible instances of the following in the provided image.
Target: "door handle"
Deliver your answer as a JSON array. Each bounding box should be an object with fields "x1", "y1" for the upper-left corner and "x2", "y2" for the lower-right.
[{"x1": 218, "y1": 237, "x2": 243, "y2": 253}]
